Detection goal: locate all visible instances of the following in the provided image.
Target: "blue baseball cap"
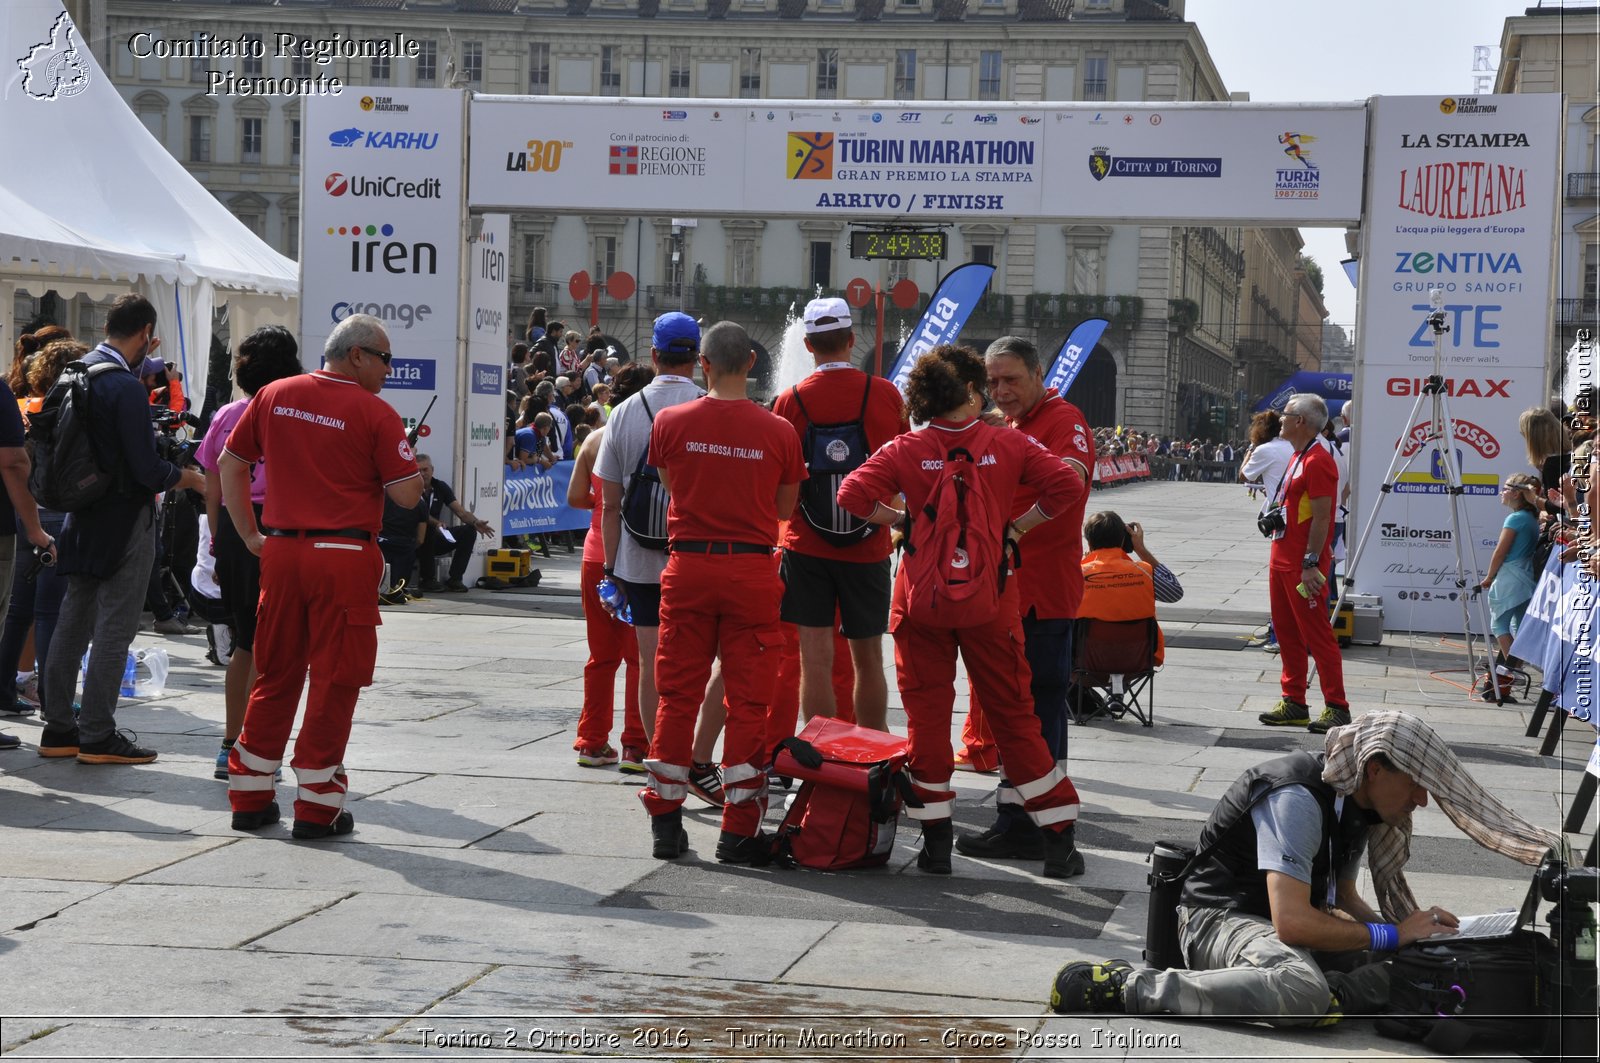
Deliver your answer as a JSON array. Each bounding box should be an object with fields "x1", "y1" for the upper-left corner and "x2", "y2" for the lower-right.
[{"x1": 652, "y1": 312, "x2": 700, "y2": 353}]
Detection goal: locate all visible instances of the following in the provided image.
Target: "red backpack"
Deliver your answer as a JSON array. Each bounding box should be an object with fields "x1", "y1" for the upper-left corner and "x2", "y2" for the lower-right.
[
  {"x1": 899, "y1": 442, "x2": 1019, "y2": 628},
  {"x1": 772, "y1": 717, "x2": 916, "y2": 870}
]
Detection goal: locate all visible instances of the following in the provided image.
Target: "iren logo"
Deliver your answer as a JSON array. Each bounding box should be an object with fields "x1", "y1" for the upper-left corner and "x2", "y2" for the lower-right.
[{"x1": 326, "y1": 223, "x2": 438, "y2": 275}]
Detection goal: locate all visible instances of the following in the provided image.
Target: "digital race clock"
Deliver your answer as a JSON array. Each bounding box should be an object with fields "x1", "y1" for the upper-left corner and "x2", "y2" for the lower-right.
[{"x1": 849, "y1": 229, "x2": 948, "y2": 261}]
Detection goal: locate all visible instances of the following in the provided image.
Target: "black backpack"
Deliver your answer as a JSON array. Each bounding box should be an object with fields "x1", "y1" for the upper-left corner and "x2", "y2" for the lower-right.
[
  {"x1": 790, "y1": 378, "x2": 876, "y2": 548},
  {"x1": 26, "y1": 359, "x2": 124, "y2": 512},
  {"x1": 620, "y1": 392, "x2": 670, "y2": 551}
]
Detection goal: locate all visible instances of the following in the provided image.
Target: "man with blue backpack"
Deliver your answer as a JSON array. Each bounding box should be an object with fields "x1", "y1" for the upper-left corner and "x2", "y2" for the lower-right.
[{"x1": 771, "y1": 298, "x2": 907, "y2": 732}]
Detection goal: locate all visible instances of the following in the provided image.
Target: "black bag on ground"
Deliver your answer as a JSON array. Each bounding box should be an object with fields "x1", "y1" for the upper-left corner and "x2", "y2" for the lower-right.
[
  {"x1": 1375, "y1": 930, "x2": 1551, "y2": 1055},
  {"x1": 26, "y1": 359, "x2": 123, "y2": 512}
]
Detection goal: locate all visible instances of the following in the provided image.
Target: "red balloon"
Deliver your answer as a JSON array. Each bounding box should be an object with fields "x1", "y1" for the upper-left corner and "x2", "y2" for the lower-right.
[
  {"x1": 890, "y1": 279, "x2": 920, "y2": 310},
  {"x1": 568, "y1": 270, "x2": 591, "y2": 302},
  {"x1": 607, "y1": 271, "x2": 636, "y2": 300}
]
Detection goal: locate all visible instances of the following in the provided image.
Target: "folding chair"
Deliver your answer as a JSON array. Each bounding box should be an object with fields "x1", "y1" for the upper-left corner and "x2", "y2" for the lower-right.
[{"x1": 1071, "y1": 616, "x2": 1158, "y2": 727}]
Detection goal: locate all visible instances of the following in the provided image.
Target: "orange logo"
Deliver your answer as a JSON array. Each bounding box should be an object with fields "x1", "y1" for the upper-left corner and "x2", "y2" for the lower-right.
[{"x1": 787, "y1": 132, "x2": 833, "y2": 180}]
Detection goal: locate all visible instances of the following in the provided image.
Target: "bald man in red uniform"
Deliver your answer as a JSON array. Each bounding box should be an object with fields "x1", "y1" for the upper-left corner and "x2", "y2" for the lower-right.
[
  {"x1": 221, "y1": 314, "x2": 421, "y2": 840},
  {"x1": 639, "y1": 320, "x2": 807, "y2": 864}
]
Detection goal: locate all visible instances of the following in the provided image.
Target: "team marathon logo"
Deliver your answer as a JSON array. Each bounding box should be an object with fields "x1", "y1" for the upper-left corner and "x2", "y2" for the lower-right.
[
  {"x1": 359, "y1": 95, "x2": 408, "y2": 113},
  {"x1": 16, "y1": 12, "x2": 91, "y2": 101},
  {"x1": 1441, "y1": 96, "x2": 1499, "y2": 116},
  {"x1": 1275, "y1": 132, "x2": 1320, "y2": 200},
  {"x1": 788, "y1": 133, "x2": 834, "y2": 180},
  {"x1": 1088, "y1": 147, "x2": 1221, "y2": 181}
]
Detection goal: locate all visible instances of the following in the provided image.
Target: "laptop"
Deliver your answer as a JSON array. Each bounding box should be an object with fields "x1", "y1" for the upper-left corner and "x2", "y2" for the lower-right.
[{"x1": 1426, "y1": 871, "x2": 1541, "y2": 943}]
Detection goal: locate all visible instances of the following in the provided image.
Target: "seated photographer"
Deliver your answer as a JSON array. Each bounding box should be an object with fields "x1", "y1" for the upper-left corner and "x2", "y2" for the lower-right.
[
  {"x1": 414, "y1": 453, "x2": 495, "y2": 594},
  {"x1": 1079, "y1": 511, "x2": 1184, "y2": 665},
  {"x1": 1050, "y1": 710, "x2": 1562, "y2": 1027}
]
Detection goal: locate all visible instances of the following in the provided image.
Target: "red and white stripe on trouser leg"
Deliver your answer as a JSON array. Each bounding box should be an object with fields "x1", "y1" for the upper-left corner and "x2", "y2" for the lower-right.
[
  {"x1": 903, "y1": 771, "x2": 957, "y2": 822},
  {"x1": 227, "y1": 742, "x2": 281, "y2": 812},
  {"x1": 293, "y1": 763, "x2": 350, "y2": 824},
  {"x1": 720, "y1": 762, "x2": 769, "y2": 836},
  {"x1": 638, "y1": 759, "x2": 688, "y2": 816},
  {"x1": 1001, "y1": 766, "x2": 1080, "y2": 828}
]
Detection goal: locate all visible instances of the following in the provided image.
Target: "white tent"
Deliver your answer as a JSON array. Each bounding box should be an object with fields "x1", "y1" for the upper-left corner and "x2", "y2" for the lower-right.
[{"x1": 0, "y1": 0, "x2": 297, "y2": 406}]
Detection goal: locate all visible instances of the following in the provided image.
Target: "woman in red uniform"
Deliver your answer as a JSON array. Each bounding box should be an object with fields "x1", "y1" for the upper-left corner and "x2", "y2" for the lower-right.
[{"x1": 837, "y1": 345, "x2": 1087, "y2": 877}]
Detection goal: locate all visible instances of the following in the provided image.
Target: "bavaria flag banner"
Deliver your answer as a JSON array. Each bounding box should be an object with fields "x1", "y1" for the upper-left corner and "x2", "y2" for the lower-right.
[
  {"x1": 887, "y1": 262, "x2": 996, "y2": 393},
  {"x1": 1044, "y1": 318, "x2": 1109, "y2": 395}
]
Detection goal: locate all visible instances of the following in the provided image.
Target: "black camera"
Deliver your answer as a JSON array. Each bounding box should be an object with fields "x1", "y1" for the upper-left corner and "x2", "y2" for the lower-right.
[{"x1": 1257, "y1": 506, "x2": 1286, "y2": 538}]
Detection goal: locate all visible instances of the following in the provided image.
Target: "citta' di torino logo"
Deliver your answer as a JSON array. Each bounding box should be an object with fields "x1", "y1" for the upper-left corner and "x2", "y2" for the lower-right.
[{"x1": 16, "y1": 12, "x2": 91, "y2": 101}]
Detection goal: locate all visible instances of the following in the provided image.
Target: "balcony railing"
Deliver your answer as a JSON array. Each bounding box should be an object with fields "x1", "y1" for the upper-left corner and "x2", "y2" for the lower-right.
[
  {"x1": 1566, "y1": 172, "x2": 1600, "y2": 199},
  {"x1": 1556, "y1": 298, "x2": 1599, "y2": 327}
]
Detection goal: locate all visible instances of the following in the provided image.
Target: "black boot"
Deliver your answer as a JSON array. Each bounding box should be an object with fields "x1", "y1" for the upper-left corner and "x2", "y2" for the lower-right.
[
  {"x1": 715, "y1": 830, "x2": 771, "y2": 866},
  {"x1": 917, "y1": 818, "x2": 954, "y2": 875},
  {"x1": 1043, "y1": 823, "x2": 1087, "y2": 879},
  {"x1": 651, "y1": 809, "x2": 689, "y2": 859}
]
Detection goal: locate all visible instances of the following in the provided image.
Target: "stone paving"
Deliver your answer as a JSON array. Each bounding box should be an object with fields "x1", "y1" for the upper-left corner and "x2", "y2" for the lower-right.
[{"x1": 0, "y1": 481, "x2": 1593, "y2": 1061}]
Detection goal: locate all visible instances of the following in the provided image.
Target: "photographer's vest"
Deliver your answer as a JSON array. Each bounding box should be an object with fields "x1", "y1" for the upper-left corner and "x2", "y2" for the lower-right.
[
  {"x1": 1079, "y1": 548, "x2": 1165, "y2": 665},
  {"x1": 1182, "y1": 751, "x2": 1369, "y2": 919}
]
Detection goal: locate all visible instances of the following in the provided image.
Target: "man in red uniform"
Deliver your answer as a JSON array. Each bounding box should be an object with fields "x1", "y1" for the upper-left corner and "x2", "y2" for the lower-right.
[
  {"x1": 638, "y1": 320, "x2": 807, "y2": 864},
  {"x1": 1256, "y1": 393, "x2": 1350, "y2": 734},
  {"x1": 220, "y1": 314, "x2": 422, "y2": 839},
  {"x1": 955, "y1": 337, "x2": 1095, "y2": 866},
  {"x1": 771, "y1": 297, "x2": 907, "y2": 730}
]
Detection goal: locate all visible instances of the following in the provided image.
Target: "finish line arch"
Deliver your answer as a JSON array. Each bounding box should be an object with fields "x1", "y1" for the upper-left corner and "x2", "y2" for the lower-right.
[{"x1": 299, "y1": 91, "x2": 1562, "y2": 634}]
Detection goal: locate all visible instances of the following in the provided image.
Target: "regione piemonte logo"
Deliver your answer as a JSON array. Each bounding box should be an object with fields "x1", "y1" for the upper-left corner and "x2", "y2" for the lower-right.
[
  {"x1": 16, "y1": 12, "x2": 91, "y2": 101},
  {"x1": 609, "y1": 145, "x2": 638, "y2": 175}
]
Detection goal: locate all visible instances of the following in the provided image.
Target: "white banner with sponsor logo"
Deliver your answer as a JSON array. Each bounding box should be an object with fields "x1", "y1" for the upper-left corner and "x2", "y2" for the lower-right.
[
  {"x1": 1351, "y1": 94, "x2": 1561, "y2": 633},
  {"x1": 463, "y1": 214, "x2": 510, "y2": 573},
  {"x1": 301, "y1": 88, "x2": 466, "y2": 475},
  {"x1": 468, "y1": 97, "x2": 1366, "y2": 224}
]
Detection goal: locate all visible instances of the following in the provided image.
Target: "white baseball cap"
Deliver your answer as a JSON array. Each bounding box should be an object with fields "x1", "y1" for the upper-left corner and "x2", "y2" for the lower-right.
[{"x1": 802, "y1": 296, "x2": 852, "y2": 335}]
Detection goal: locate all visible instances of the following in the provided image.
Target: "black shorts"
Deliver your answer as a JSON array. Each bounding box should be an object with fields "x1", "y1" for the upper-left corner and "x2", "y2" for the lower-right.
[
  {"x1": 779, "y1": 550, "x2": 891, "y2": 639},
  {"x1": 613, "y1": 575, "x2": 663, "y2": 628},
  {"x1": 213, "y1": 503, "x2": 263, "y2": 652}
]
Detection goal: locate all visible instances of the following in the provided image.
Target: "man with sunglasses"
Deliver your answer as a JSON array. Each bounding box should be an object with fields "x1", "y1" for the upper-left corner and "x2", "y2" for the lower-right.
[{"x1": 218, "y1": 314, "x2": 421, "y2": 840}]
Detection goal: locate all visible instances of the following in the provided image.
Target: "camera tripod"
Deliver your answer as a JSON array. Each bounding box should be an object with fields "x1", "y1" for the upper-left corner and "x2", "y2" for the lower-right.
[{"x1": 1331, "y1": 288, "x2": 1504, "y2": 704}]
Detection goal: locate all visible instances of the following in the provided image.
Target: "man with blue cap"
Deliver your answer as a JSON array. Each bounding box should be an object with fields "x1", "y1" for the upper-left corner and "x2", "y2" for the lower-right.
[{"x1": 593, "y1": 312, "x2": 705, "y2": 771}]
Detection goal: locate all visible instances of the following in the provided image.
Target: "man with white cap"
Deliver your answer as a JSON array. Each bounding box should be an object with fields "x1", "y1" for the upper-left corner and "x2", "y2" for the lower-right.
[
  {"x1": 594, "y1": 312, "x2": 705, "y2": 769},
  {"x1": 1049, "y1": 709, "x2": 1563, "y2": 1027},
  {"x1": 770, "y1": 296, "x2": 907, "y2": 730}
]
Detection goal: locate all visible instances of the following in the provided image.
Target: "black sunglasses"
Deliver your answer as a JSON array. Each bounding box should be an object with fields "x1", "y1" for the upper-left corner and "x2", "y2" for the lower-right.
[{"x1": 356, "y1": 345, "x2": 392, "y2": 366}]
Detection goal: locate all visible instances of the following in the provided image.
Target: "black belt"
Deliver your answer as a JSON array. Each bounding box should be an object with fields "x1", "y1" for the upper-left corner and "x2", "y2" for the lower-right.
[
  {"x1": 263, "y1": 527, "x2": 372, "y2": 542},
  {"x1": 670, "y1": 540, "x2": 771, "y2": 556}
]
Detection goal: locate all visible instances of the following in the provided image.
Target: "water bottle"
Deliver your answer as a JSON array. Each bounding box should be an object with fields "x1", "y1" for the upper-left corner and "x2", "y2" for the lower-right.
[
  {"x1": 120, "y1": 652, "x2": 137, "y2": 697},
  {"x1": 596, "y1": 576, "x2": 633, "y2": 625}
]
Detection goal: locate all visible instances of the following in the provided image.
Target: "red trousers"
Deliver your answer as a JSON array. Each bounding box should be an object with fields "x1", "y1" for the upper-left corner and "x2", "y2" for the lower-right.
[
  {"x1": 890, "y1": 582, "x2": 1079, "y2": 829},
  {"x1": 767, "y1": 620, "x2": 856, "y2": 753},
  {"x1": 1268, "y1": 565, "x2": 1347, "y2": 707},
  {"x1": 228, "y1": 537, "x2": 382, "y2": 826},
  {"x1": 642, "y1": 554, "x2": 784, "y2": 836},
  {"x1": 575, "y1": 560, "x2": 644, "y2": 751}
]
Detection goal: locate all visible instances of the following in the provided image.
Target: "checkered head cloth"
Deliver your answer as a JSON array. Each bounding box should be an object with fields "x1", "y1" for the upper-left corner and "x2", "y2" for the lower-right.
[{"x1": 1321, "y1": 709, "x2": 1564, "y2": 922}]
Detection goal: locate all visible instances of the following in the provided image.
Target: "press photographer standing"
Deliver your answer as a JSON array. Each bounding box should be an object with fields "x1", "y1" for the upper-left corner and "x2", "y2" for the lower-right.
[
  {"x1": 1255, "y1": 395, "x2": 1350, "y2": 734},
  {"x1": 39, "y1": 295, "x2": 205, "y2": 765}
]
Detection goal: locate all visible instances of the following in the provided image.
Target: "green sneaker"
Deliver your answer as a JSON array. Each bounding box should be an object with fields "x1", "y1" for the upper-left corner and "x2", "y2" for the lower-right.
[
  {"x1": 1258, "y1": 698, "x2": 1311, "y2": 726},
  {"x1": 1308, "y1": 704, "x2": 1351, "y2": 734}
]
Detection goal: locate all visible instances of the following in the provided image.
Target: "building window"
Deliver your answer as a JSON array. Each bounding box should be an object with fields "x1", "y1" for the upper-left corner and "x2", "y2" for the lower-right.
[
  {"x1": 739, "y1": 47, "x2": 761, "y2": 98},
  {"x1": 894, "y1": 49, "x2": 916, "y2": 98},
  {"x1": 816, "y1": 49, "x2": 838, "y2": 99},
  {"x1": 1084, "y1": 56, "x2": 1108, "y2": 101},
  {"x1": 190, "y1": 34, "x2": 208, "y2": 83},
  {"x1": 289, "y1": 118, "x2": 301, "y2": 164},
  {"x1": 669, "y1": 46, "x2": 690, "y2": 92},
  {"x1": 971, "y1": 243, "x2": 995, "y2": 266},
  {"x1": 732, "y1": 238, "x2": 757, "y2": 287},
  {"x1": 523, "y1": 234, "x2": 546, "y2": 293},
  {"x1": 461, "y1": 41, "x2": 483, "y2": 87},
  {"x1": 417, "y1": 40, "x2": 437, "y2": 85},
  {"x1": 292, "y1": 53, "x2": 312, "y2": 79},
  {"x1": 284, "y1": 213, "x2": 299, "y2": 259},
  {"x1": 188, "y1": 115, "x2": 212, "y2": 163},
  {"x1": 594, "y1": 235, "x2": 617, "y2": 281},
  {"x1": 240, "y1": 117, "x2": 262, "y2": 164},
  {"x1": 529, "y1": 43, "x2": 550, "y2": 94},
  {"x1": 600, "y1": 46, "x2": 622, "y2": 96},
  {"x1": 979, "y1": 50, "x2": 1002, "y2": 100},
  {"x1": 371, "y1": 55, "x2": 390, "y2": 84},
  {"x1": 809, "y1": 241, "x2": 832, "y2": 290},
  {"x1": 241, "y1": 34, "x2": 263, "y2": 78}
]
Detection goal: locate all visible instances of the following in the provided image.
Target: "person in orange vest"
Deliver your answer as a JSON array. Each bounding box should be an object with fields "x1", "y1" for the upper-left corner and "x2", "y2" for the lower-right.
[{"x1": 1078, "y1": 511, "x2": 1186, "y2": 667}]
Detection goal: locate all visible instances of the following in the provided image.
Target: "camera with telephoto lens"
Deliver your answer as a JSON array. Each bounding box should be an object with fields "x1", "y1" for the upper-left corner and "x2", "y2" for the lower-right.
[
  {"x1": 150, "y1": 408, "x2": 198, "y2": 466},
  {"x1": 1257, "y1": 506, "x2": 1287, "y2": 538}
]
